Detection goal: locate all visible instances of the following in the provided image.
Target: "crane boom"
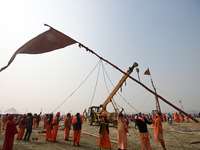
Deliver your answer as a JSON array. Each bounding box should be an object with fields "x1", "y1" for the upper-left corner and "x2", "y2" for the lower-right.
[{"x1": 101, "y1": 62, "x2": 138, "y2": 111}]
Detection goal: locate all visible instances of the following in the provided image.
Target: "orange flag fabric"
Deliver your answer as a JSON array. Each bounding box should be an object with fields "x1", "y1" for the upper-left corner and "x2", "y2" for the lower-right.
[
  {"x1": 0, "y1": 26, "x2": 77, "y2": 72},
  {"x1": 144, "y1": 68, "x2": 151, "y2": 75}
]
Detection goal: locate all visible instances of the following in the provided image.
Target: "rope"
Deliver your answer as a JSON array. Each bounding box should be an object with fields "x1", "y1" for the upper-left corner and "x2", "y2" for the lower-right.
[
  {"x1": 51, "y1": 60, "x2": 101, "y2": 113},
  {"x1": 90, "y1": 62, "x2": 101, "y2": 106},
  {"x1": 101, "y1": 61, "x2": 120, "y2": 112}
]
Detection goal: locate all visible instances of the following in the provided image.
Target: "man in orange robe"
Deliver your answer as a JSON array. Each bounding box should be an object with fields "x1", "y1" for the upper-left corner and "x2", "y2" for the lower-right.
[
  {"x1": 36, "y1": 115, "x2": 41, "y2": 127},
  {"x1": 153, "y1": 113, "x2": 166, "y2": 150},
  {"x1": 51, "y1": 112, "x2": 60, "y2": 142},
  {"x1": 17, "y1": 114, "x2": 27, "y2": 140},
  {"x1": 117, "y1": 109, "x2": 129, "y2": 150},
  {"x1": 162, "y1": 113, "x2": 166, "y2": 122},
  {"x1": 174, "y1": 112, "x2": 180, "y2": 123},
  {"x1": 179, "y1": 113, "x2": 184, "y2": 123},
  {"x1": 43, "y1": 114, "x2": 49, "y2": 129},
  {"x1": 2, "y1": 114, "x2": 19, "y2": 150},
  {"x1": 98, "y1": 114, "x2": 111, "y2": 150},
  {"x1": 32, "y1": 114, "x2": 37, "y2": 129},
  {"x1": 136, "y1": 113, "x2": 153, "y2": 150},
  {"x1": 46, "y1": 114, "x2": 53, "y2": 141},
  {"x1": 72, "y1": 113, "x2": 83, "y2": 146},
  {"x1": 186, "y1": 116, "x2": 190, "y2": 123},
  {"x1": 64, "y1": 113, "x2": 72, "y2": 141}
]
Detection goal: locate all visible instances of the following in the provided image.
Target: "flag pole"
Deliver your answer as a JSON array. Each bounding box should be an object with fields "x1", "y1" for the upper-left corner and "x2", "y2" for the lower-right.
[
  {"x1": 79, "y1": 43, "x2": 199, "y2": 123},
  {"x1": 148, "y1": 69, "x2": 161, "y2": 113}
]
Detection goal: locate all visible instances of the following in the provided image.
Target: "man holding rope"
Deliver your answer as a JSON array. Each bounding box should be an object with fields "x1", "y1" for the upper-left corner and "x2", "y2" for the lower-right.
[{"x1": 135, "y1": 112, "x2": 153, "y2": 150}]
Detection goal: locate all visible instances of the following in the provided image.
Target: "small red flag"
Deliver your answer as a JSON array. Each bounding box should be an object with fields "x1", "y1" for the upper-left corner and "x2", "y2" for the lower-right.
[
  {"x1": 144, "y1": 68, "x2": 151, "y2": 75},
  {"x1": 0, "y1": 26, "x2": 77, "y2": 72}
]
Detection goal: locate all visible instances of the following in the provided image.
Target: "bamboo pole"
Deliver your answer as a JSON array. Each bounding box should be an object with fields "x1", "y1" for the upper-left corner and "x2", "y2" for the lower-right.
[
  {"x1": 191, "y1": 141, "x2": 200, "y2": 144},
  {"x1": 79, "y1": 43, "x2": 199, "y2": 123}
]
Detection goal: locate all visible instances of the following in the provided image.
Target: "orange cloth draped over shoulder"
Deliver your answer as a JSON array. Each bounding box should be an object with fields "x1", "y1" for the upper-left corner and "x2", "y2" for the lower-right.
[
  {"x1": 64, "y1": 116, "x2": 72, "y2": 140},
  {"x1": 153, "y1": 116, "x2": 165, "y2": 144},
  {"x1": 3, "y1": 120, "x2": 18, "y2": 150},
  {"x1": 72, "y1": 116, "x2": 83, "y2": 145},
  {"x1": 51, "y1": 115, "x2": 59, "y2": 142}
]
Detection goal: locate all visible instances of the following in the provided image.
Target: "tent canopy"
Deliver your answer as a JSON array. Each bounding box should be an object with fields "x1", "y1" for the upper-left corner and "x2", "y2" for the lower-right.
[{"x1": 1, "y1": 107, "x2": 19, "y2": 114}]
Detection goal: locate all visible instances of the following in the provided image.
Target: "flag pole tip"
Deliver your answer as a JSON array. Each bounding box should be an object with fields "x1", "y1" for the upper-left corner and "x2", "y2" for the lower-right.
[{"x1": 44, "y1": 24, "x2": 51, "y2": 28}]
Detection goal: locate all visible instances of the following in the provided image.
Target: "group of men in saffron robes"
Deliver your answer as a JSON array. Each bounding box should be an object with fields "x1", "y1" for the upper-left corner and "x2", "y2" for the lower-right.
[
  {"x1": 1, "y1": 112, "x2": 84, "y2": 150},
  {"x1": 0, "y1": 110, "x2": 195, "y2": 150},
  {"x1": 172, "y1": 112, "x2": 191, "y2": 123}
]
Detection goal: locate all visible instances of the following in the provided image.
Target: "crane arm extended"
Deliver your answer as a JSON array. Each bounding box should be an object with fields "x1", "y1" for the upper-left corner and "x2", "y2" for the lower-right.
[{"x1": 101, "y1": 62, "x2": 138, "y2": 110}]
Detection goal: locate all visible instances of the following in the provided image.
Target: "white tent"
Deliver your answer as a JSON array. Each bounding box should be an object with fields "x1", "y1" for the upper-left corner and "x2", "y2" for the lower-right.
[{"x1": 1, "y1": 107, "x2": 19, "y2": 114}]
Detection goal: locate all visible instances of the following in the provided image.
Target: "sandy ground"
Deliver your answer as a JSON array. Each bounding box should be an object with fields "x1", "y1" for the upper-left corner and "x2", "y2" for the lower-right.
[{"x1": 0, "y1": 119, "x2": 200, "y2": 150}]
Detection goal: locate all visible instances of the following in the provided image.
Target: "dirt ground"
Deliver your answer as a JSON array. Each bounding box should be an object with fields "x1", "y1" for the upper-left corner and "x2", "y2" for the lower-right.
[{"x1": 0, "y1": 119, "x2": 200, "y2": 150}]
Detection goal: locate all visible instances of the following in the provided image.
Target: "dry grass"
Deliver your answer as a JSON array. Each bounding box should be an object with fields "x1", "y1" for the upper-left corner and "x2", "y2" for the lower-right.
[{"x1": 0, "y1": 119, "x2": 200, "y2": 150}]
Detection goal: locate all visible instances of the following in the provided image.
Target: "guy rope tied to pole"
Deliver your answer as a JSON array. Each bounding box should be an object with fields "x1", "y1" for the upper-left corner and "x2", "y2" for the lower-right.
[{"x1": 0, "y1": 24, "x2": 199, "y2": 123}]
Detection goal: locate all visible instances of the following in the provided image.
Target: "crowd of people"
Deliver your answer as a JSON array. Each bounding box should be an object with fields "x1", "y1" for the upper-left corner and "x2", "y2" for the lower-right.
[
  {"x1": 0, "y1": 112, "x2": 83, "y2": 150},
  {"x1": 0, "y1": 110, "x2": 195, "y2": 150},
  {"x1": 127, "y1": 111, "x2": 194, "y2": 125}
]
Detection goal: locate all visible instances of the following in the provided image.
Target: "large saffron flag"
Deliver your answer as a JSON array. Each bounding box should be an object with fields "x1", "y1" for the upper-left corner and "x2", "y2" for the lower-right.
[
  {"x1": 0, "y1": 26, "x2": 77, "y2": 72},
  {"x1": 144, "y1": 68, "x2": 151, "y2": 75}
]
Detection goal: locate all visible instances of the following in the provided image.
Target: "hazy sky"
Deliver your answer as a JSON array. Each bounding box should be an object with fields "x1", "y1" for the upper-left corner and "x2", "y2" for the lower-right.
[{"x1": 0, "y1": 0, "x2": 200, "y2": 115}]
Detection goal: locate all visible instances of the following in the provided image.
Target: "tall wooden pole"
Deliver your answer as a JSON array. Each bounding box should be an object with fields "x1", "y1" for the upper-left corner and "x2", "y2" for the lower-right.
[
  {"x1": 79, "y1": 43, "x2": 199, "y2": 123},
  {"x1": 150, "y1": 77, "x2": 161, "y2": 113}
]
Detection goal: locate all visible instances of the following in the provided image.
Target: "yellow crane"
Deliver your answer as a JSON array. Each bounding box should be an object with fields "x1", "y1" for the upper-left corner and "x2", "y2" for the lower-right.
[{"x1": 87, "y1": 62, "x2": 138, "y2": 127}]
